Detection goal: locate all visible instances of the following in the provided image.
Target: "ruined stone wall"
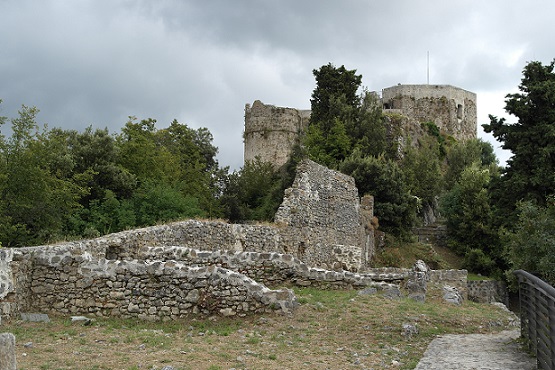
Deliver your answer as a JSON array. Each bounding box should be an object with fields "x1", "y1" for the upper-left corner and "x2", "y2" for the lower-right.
[
  {"x1": 275, "y1": 160, "x2": 371, "y2": 271},
  {"x1": 137, "y1": 247, "x2": 380, "y2": 290},
  {"x1": 382, "y1": 84, "x2": 477, "y2": 141},
  {"x1": 428, "y1": 269, "x2": 469, "y2": 300},
  {"x1": 244, "y1": 100, "x2": 310, "y2": 168},
  {"x1": 0, "y1": 240, "x2": 477, "y2": 320},
  {"x1": 23, "y1": 252, "x2": 296, "y2": 319},
  {"x1": 467, "y1": 280, "x2": 509, "y2": 305}
]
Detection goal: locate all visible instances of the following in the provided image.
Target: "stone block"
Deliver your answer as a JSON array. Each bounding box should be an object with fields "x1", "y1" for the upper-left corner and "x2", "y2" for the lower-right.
[
  {"x1": 20, "y1": 313, "x2": 50, "y2": 322},
  {"x1": 0, "y1": 333, "x2": 16, "y2": 370}
]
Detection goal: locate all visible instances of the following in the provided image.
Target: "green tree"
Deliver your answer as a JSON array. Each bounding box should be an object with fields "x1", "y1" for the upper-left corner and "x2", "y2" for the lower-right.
[
  {"x1": 66, "y1": 126, "x2": 136, "y2": 201},
  {"x1": 402, "y1": 136, "x2": 443, "y2": 215},
  {"x1": 304, "y1": 117, "x2": 351, "y2": 168},
  {"x1": 505, "y1": 198, "x2": 555, "y2": 285},
  {"x1": 0, "y1": 106, "x2": 88, "y2": 246},
  {"x1": 440, "y1": 163, "x2": 503, "y2": 276},
  {"x1": 348, "y1": 91, "x2": 387, "y2": 158},
  {"x1": 483, "y1": 60, "x2": 555, "y2": 224},
  {"x1": 132, "y1": 181, "x2": 205, "y2": 226},
  {"x1": 116, "y1": 117, "x2": 179, "y2": 184},
  {"x1": 220, "y1": 158, "x2": 283, "y2": 223},
  {"x1": 115, "y1": 117, "x2": 223, "y2": 223},
  {"x1": 340, "y1": 152, "x2": 416, "y2": 236},
  {"x1": 305, "y1": 64, "x2": 386, "y2": 167},
  {"x1": 444, "y1": 138, "x2": 498, "y2": 190},
  {"x1": 306, "y1": 64, "x2": 361, "y2": 167},
  {"x1": 310, "y1": 63, "x2": 362, "y2": 126},
  {"x1": 155, "y1": 120, "x2": 222, "y2": 215}
]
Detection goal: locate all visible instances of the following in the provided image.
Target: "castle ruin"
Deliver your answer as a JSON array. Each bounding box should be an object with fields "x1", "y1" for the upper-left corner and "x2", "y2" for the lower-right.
[
  {"x1": 382, "y1": 84, "x2": 477, "y2": 141},
  {"x1": 243, "y1": 100, "x2": 310, "y2": 167},
  {"x1": 0, "y1": 155, "x2": 493, "y2": 322},
  {"x1": 244, "y1": 84, "x2": 477, "y2": 168}
]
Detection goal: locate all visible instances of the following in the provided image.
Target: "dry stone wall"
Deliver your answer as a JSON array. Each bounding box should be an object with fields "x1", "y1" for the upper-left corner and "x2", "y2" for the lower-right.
[
  {"x1": 275, "y1": 160, "x2": 372, "y2": 271},
  {"x1": 0, "y1": 238, "x2": 476, "y2": 321},
  {"x1": 428, "y1": 269, "x2": 469, "y2": 300},
  {"x1": 467, "y1": 280, "x2": 509, "y2": 305},
  {"x1": 137, "y1": 247, "x2": 382, "y2": 290},
  {"x1": 25, "y1": 253, "x2": 296, "y2": 319}
]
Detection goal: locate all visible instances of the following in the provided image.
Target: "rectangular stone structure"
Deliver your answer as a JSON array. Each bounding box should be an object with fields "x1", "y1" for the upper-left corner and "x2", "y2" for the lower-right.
[{"x1": 0, "y1": 333, "x2": 16, "y2": 370}]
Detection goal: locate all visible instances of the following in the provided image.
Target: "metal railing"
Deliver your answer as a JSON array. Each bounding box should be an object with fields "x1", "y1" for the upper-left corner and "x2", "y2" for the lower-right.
[{"x1": 514, "y1": 269, "x2": 555, "y2": 370}]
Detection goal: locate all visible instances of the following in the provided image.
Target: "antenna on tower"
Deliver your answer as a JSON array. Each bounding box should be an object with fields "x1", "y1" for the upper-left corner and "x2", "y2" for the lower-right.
[{"x1": 427, "y1": 51, "x2": 430, "y2": 85}]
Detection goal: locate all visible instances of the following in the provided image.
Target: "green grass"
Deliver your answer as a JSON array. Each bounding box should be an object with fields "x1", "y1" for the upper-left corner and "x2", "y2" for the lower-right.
[
  {"x1": 5, "y1": 288, "x2": 518, "y2": 370},
  {"x1": 467, "y1": 273, "x2": 495, "y2": 281},
  {"x1": 372, "y1": 239, "x2": 452, "y2": 269}
]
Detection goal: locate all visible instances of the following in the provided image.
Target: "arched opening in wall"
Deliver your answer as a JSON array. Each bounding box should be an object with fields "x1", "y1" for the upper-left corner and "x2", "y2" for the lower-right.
[{"x1": 457, "y1": 104, "x2": 463, "y2": 119}]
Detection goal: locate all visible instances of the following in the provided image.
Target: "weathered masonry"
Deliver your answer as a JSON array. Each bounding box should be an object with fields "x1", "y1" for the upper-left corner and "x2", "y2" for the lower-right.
[
  {"x1": 0, "y1": 159, "x2": 499, "y2": 321},
  {"x1": 243, "y1": 100, "x2": 310, "y2": 168},
  {"x1": 381, "y1": 84, "x2": 477, "y2": 141},
  {"x1": 0, "y1": 160, "x2": 376, "y2": 319},
  {"x1": 243, "y1": 84, "x2": 477, "y2": 169}
]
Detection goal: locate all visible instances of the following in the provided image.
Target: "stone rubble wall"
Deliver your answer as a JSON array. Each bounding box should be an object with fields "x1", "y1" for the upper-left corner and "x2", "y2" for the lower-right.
[
  {"x1": 428, "y1": 269, "x2": 469, "y2": 300},
  {"x1": 137, "y1": 247, "x2": 387, "y2": 290},
  {"x1": 275, "y1": 160, "x2": 371, "y2": 271},
  {"x1": 19, "y1": 252, "x2": 297, "y2": 320},
  {"x1": 467, "y1": 280, "x2": 509, "y2": 305},
  {"x1": 0, "y1": 240, "x2": 481, "y2": 320}
]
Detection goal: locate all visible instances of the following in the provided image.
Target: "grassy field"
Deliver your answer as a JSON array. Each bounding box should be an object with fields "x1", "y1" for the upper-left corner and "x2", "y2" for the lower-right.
[{"x1": 4, "y1": 287, "x2": 518, "y2": 370}]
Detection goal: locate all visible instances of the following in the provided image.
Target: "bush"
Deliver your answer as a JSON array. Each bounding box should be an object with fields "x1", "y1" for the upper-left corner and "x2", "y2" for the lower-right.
[
  {"x1": 506, "y1": 199, "x2": 555, "y2": 285},
  {"x1": 463, "y1": 249, "x2": 495, "y2": 276}
]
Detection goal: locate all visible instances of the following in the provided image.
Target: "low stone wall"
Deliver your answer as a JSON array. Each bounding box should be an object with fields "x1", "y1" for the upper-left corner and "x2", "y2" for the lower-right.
[
  {"x1": 137, "y1": 246, "x2": 382, "y2": 290},
  {"x1": 1, "y1": 241, "x2": 474, "y2": 320},
  {"x1": 26, "y1": 254, "x2": 297, "y2": 319},
  {"x1": 429, "y1": 269, "x2": 468, "y2": 299},
  {"x1": 2, "y1": 244, "x2": 400, "y2": 320},
  {"x1": 467, "y1": 280, "x2": 509, "y2": 305}
]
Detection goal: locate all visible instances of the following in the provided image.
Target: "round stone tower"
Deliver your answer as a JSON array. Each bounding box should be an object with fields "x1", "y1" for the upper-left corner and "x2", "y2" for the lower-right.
[
  {"x1": 243, "y1": 100, "x2": 310, "y2": 168},
  {"x1": 382, "y1": 84, "x2": 477, "y2": 141}
]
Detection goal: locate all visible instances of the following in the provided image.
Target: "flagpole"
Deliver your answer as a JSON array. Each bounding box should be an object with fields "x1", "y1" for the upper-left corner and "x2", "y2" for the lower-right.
[{"x1": 427, "y1": 51, "x2": 429, "y2": 85}]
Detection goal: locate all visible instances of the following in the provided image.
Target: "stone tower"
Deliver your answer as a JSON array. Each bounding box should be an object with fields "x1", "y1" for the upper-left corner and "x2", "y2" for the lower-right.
[
  {"x1": 381, "y1": 84, "x2": 477, "y2": 141},
  {"x1": 244, "y1": 100, "x2": 310, "y2": 169},
  {"x1": 244, "y1": 84, "x2": 477, "y2": 168}
]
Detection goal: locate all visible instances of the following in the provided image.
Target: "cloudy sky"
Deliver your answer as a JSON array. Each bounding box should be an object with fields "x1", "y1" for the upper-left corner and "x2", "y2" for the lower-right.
[{"x1": 1, "y1": 0, "x2": 553, "y2": 170}]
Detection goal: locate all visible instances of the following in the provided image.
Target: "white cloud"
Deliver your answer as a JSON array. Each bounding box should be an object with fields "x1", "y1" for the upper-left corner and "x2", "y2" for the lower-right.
[{"x1": 1, "y1": 0, "x2": 552, "y2": 170}]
